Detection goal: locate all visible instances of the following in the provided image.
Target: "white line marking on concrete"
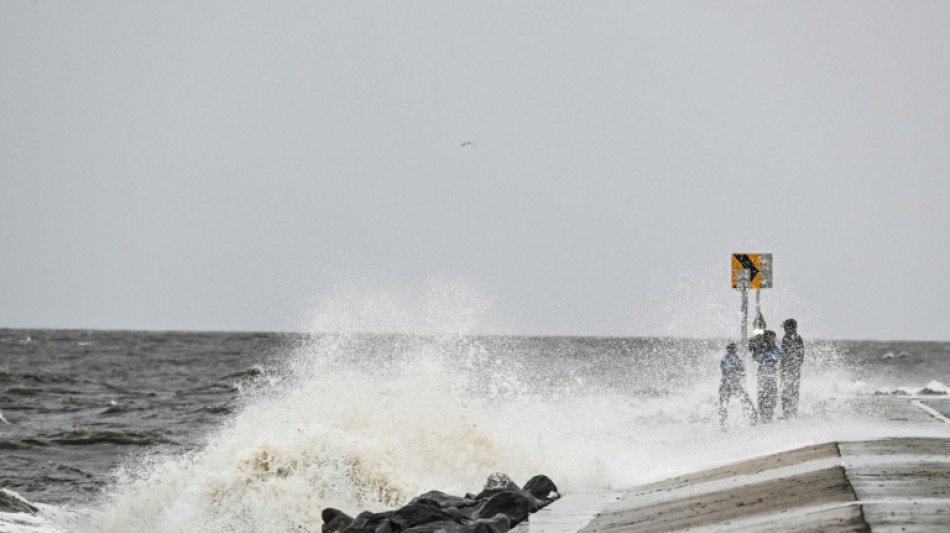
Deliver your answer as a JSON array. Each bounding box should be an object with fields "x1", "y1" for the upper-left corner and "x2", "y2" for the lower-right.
[{"x1": 911, "y1": 400, "x2": 950, "y2": 425}]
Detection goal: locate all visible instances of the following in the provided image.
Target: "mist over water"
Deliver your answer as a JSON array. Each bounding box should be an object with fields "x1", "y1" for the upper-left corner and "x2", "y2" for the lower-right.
[
  {"x1": 4, "y1": 282, "x2": 948, "y2": 533},
  {"x1": 91, "y1": 338, "x2": 857, "y2": 532}
]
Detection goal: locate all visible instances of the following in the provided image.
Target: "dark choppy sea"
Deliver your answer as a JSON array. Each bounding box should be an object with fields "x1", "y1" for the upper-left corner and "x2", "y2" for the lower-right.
[{"x1": 1, "y1": 329, "x2": 949, "y2": 532}]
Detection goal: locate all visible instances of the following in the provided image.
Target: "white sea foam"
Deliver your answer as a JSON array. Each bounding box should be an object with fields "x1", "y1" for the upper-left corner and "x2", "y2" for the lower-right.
[
  {"x1": 68, "y1": 342, "x2": 922, "y2": 532},
  {"x1": 19, "y1": 282, "x2": 947, "y2": 533},
  {"x1": 863, "y1": 379, "x2": 950, "y2": 397},
  {"x1": 18, "y1": 360, "x2": 947, "y2": 533}
]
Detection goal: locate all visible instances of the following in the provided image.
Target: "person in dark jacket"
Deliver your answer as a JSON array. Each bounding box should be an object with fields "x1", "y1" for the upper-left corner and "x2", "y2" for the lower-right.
[
  {"x1": 780, "y1": 318, "x2": 805, "y2": 419},
  {"x1": 719, "y1": 342, "x2": 757, "y2": 427},
  {"x1": 751, "y1": 330, "x2": 782, "y2": 423}
]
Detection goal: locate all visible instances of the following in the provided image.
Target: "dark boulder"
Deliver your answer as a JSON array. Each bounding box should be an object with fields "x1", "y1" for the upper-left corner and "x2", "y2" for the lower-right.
[
  {"x1": 473, "y1": 491, "x2": 530, "y2": 525},
  {"x1": 324, "y1": 473, "x2": 557, "y2": 533},
  {"x1": 322, "y1": 508, "x2": 354, "y2": 533},
  {"x1": 401, "y1": 514, "x2": 511, "y2": 533},
  {"x1": 483, "y1": 472, "x2": 519, "y2": 492},
  {"x1": 472, "y1": 472, "x2": 525, "y2": 502},
  {"x1": 400, "y1": 520, "x2": 471, "y2": 533},
  {"x1": 471, "y1": 488, "x2": 507, "y2": 502},
  {"x1": 521, "y1": 475, "x2": 561, "y2": 513},
  {"x1": 409, "y1": 490, "x2": 479, "y2": 511},
  {"x1": 390, "y1": 504, "x2": 466, "y2": 530},
  {"x1": 521, "y1": 474, "x2": 561, "y2": 510},
  {"x1": 522, "y1": 475, "x2": 558, "y2": 501},
  {"x1": 342, "y1": 510, "x2": 395, "y2": 533},
  {"x1": 469, "y1": 514, "x2": 512, "y2": 533}
]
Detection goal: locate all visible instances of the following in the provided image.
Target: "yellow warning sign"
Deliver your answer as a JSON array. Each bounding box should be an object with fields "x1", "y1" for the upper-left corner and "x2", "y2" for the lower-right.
[{"x1": 732, "y1": 253, "x2": 773, "y2": 289}]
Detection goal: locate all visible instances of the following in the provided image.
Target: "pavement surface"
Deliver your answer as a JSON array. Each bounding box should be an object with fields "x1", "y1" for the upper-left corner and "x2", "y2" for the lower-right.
[{"x1": 513, "y1": 397, "x2": 950, "y2": 532}]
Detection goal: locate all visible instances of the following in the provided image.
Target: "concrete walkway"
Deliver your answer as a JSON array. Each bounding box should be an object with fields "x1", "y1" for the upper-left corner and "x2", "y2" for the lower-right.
[{"x1": 513, "y1": 397, "x2": 950, "y2": 532}]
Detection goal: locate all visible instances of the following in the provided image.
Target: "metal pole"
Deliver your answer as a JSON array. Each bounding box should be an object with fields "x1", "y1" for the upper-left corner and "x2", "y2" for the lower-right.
[
  {"x1": 741, "y1": 287, "x2": 748, "y2": 351},
  {"x1": 737, "y1": 269, "x2": 750, "y2": 354}
]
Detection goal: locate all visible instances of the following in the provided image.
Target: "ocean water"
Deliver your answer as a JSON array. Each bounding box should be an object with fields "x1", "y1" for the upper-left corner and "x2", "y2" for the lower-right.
[{"x1": 1, "y1": 329, "x2": 949, "y2": 532}]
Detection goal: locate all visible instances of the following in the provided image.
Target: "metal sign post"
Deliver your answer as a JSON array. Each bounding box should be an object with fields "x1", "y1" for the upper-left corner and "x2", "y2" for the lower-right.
[
  {"x1": 737, "y1": 269, "x2": 750, "y2": 352},
  {"x1": 732, "y1": 253, "x2": 773, "y2": 354},
  {"x1": 753, "y1": 289, "x2": 766, "y2": 334}
]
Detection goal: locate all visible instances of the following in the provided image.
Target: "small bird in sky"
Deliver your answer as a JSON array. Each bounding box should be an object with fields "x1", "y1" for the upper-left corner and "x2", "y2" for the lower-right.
[{"x1": 460, "y1": 141, "x2": 476, "y2": 147}]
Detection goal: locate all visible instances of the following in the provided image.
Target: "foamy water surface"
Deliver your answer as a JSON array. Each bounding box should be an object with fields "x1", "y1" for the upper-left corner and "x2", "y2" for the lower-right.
[{"x1": 2, "y1": 331, "x2": 949, "y2": 533}]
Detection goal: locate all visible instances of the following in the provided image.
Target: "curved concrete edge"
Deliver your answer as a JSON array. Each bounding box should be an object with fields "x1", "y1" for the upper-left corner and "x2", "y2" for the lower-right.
[{"x1": 514, "y1": 398, "x2": 950, "y2": 532}]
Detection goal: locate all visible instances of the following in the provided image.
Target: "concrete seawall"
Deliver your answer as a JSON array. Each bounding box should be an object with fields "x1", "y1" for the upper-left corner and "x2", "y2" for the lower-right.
[{"x1": 513, "y1": 397, "x2": 950, "y2": 532}]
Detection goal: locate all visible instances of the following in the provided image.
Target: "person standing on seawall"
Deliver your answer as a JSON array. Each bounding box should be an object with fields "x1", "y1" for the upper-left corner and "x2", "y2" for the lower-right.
[
  {"x1": 780, "y1": 318, "x2": 805, "y2": 419},
  {"x1": 719, "y1": 342, "x2": 758, "y2": 427},
  {"x1": 751, "y1": 330, "x2": 782, "y2": 423}
]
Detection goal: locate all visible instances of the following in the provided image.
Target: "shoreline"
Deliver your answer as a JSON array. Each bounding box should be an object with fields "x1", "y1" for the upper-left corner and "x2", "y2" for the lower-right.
[{"x1": 515, "y1": 397, "x2": 950, "y2": 532}]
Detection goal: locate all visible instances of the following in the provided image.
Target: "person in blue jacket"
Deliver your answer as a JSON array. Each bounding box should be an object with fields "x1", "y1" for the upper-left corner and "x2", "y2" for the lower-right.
[
  {"x1": 751, "y1": 330, "x2": 783, "y2": 423},
  {"x1": 719, "y1": 342, "x2": 757, "y2": 427}
]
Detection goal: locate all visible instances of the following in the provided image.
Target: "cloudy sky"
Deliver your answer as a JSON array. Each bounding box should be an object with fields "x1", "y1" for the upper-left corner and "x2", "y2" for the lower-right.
[{"x1": 2, "y1": 2, "x2": 948, "y2": 340}]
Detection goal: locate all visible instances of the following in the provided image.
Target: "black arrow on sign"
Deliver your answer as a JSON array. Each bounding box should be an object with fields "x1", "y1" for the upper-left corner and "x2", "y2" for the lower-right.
[{"x1": 734, "y1": 254, "x2": 759, "y2": 282}]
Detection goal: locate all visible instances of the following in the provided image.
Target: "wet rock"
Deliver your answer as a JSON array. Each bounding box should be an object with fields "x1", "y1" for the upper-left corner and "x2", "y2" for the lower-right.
[
  {"x1": 390, "y1": 504, "x2": 465, "y2": 530},
  {"x1": 521, "y1": 475, "x2": 560, "y2": 511},
  {"x1": 400, "y1": 520, "x2": 469, "y2": 533},
  {"x1": 408, "y1": 490, "x2": 479, "y2": 512},
  {"x1": 472, "y1": 473, "x2": 523, "y2": 502},
  {"x1": 326, "y1": 473, "x2": 557, "y2": 533},
  {"x1": 473, "y1": 490, "x2": 530, "y2": 525},
  {"x1": 342, "y1": 510, "x2": 395, "y2": 533},
  {"x1": 484, "y1": 472, "x2": 519, "y2": 492},
  {"x1": 471, "y1": 514, "x2": 512, "y2": 533},
  {"x1": 522, "y1": 474, "x2": 559, "y2": 501},
  {"x1": 401, "y1": 514, "x2": 511, "y2": 533},
  {"x1": 322, "y1": 508, "x2": 354, "y2": 533}
]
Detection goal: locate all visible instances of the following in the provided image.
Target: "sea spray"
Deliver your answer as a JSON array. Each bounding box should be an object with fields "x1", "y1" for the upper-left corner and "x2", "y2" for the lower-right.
[
  {"x1": 95, "y1": 333, "x2": 529, "y2": 532},
  {"x1": 3, "y1": 325, "x2": 947, "y2": 533},
  {"x1": 89, "y1": 332, "x2": 870, "y2": 532}
]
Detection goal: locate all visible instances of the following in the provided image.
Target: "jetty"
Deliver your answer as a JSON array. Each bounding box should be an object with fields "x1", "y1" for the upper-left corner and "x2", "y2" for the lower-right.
[{"x1": 513, "y1": 397, "x2": 950, "y2": 532}]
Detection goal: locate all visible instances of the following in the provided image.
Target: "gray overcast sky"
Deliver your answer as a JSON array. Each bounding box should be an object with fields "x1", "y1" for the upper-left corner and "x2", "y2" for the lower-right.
[{"x1": 2, "y1": 2, "x2": 948, "y2": 340}]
